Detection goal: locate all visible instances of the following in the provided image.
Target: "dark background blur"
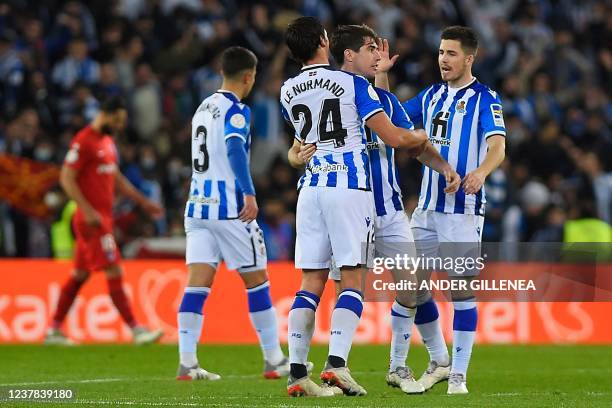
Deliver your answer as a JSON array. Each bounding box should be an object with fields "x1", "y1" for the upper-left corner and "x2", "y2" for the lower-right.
[{"x1": 0, "y1": 0, "x2": 610, "y2": 259}]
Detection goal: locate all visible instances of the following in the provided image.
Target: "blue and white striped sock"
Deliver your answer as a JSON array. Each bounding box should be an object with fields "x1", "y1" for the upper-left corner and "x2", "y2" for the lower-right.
[
  {"x1": 288, "y1": 290, "x2": 320, "y2": 366},
  {"x1": 451, "y1": 298, "x2": 478, "y2": 376},
  {"x1": 247, "y1": 281, "x2": 284, "y2": 365},
  {"x1": 328, "y1": 289, "x2": 363, "y2": 363},
  {"x1": 177, "y1": 286, "x2": 210, "y2": 367}
]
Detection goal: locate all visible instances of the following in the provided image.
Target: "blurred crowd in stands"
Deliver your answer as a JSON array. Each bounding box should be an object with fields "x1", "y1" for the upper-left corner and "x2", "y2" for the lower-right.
[{"x1": 0, "y1": 0, "x2": 610, "y2": 259}]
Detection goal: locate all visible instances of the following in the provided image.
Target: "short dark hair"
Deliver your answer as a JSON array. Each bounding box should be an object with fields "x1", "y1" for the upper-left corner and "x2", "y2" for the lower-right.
[
  {"x1": 441, "y1": 26, "x2": 478, "y2": 55},
  {"x1": 330, "y1": 24, "x2": 378, "y2": 64},
  {"x1": 100, "y1": 96, "x2": 126, "y2": 113},
  {"x1": 221, "y1": 46, "x2": 258, "y2": 79},
  {"x1": 285, "y1": 16, "x2": 326, "y2": 65}
]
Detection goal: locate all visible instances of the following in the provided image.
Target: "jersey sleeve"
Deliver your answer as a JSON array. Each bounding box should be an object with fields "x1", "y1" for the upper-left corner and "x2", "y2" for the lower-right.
[
  {"x1": 388, "y1": 91, "x2": 414, "y2": 130},
  {"x1": 401, "y1": 88, "x2": 427, "y2": 127},
  {"x1": 480, "y1": 89, "x2": 506, "y2": 139},
  {"x1": 64, "y1": 133, "x2": 92, "y2": 171},
  {"x1": 353, "y1": 75, "x2": 384, "y2": 121},
  {"x1": 224, "y1": 103, "x2": 250, "y2": 142}
]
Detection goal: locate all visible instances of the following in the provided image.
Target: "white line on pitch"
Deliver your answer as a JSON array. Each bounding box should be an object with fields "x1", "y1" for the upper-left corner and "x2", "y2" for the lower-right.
[{"x1": 0, "y1": 378, "x2": 125, "y2": 386}]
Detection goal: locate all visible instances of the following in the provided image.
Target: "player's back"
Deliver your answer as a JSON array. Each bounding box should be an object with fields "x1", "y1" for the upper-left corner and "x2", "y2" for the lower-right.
[
  {"x1": 280, "y1": 65, "x2": 383, "y2": 191},
  {"x1": 185, "y1": 90, "x2": 250, "y2": 220}
]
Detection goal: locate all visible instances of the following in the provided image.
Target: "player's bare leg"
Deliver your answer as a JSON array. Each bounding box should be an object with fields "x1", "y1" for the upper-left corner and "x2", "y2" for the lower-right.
[
  {"x1": 320, "y1": 265, "x2": 367, "y2": 396},
  {"x1": 176, "y1": 262, "x2": 220, "y2": 380},
  {"x1": 45, "y1": 269, "x2": 90, "y2": 345},
  {"x1": 103, "y1": 264, "x2": 163, "y2": 345},
  {"x1": 287, "y1": 269, "x2": 335, "y2": 397}
]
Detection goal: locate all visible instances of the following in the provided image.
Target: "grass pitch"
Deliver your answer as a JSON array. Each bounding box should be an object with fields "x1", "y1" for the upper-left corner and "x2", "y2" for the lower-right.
[{"x1": 1, "y1": 344, "x2": 611, "y2": 407}]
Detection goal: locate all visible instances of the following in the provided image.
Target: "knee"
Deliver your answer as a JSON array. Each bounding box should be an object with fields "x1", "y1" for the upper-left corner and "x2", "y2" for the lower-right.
[
  {"x1": 103, "y1": 264, "x2": 122, "y2": 279},
  {"x1": 241, "y1": 269, "x2": 268, "y2": 289},
  {"x1": 416, "y1": 289, "x2": 432, "y2": 306}
]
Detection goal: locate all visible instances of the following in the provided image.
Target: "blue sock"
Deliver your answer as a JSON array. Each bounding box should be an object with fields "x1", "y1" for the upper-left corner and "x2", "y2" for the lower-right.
[
  {"x1": 178, "y1": 287, "x2": 210, "y2": 367},
  {"x1": 328, "y1": 288, "x2": 363, "y2": 363},
  {"x1": 247, "y1": 281, "x2": 283, "y2": 365},
  {"x1": 452, "y1": 298, "x2": 477, "y2": 376}
]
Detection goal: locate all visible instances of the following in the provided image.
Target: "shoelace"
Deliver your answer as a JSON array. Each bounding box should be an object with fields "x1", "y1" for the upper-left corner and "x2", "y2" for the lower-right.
[
  {"x1": 394, "y1": 366, "x2": 414, "y2": 380},
  {"x1": 448, "y1": 372, "x2": 464, "y2": 385}
]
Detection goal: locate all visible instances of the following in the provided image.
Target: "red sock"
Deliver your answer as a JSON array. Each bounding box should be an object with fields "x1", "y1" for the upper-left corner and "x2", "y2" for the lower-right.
[
  {"x1": 52, "y1": 276, "x2": 85, "y2": 329},
  {"x1": 107, "y1": 275, "x2": 137, "y2": 328}
]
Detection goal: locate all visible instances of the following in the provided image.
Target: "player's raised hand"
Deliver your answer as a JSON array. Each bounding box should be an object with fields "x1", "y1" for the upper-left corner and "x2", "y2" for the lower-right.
[
  {"x1": 462, "y1": 169, "x2": 486, "y2": 195},
  {"x1": 239, "y1": 194, "x2": 258, "y2": 223},
  {"x1": 142, "y1": 199, "x2": 165, "y2": 220},
  {"x1": 298, "y1": 142, "x2": 316, "y2": 166},
  {"x1": 443, "y1": 167, "x2": 461, "y2": 194},
  {"x1": 376, "y1": 38, "x2": 399, "y2": 73}
]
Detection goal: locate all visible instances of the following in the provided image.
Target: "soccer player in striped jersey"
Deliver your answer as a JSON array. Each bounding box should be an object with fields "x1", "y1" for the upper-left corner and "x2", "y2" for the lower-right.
[
  {"x1": 325, "y1": 25, "x2": 461, "y2": 395},
  {"x1": 177, "y1": 46, "x2": 296, "y2": 381},
  {"x1": 282, "y1": 17, "x2": 428, "y2": 398},
  {"x1": 378, "y1": 26, "x2": 506, "y2": 394}
]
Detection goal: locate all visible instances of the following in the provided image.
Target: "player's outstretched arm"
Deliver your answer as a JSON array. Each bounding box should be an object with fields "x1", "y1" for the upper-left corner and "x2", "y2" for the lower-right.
[
  {"x1": 365, "y1": 112, "x2": 428, "y2": 153},
  {"x1": 417, "y1": 142, "x2": 461, "y2": 194},
  {"x1": 115, "y1": 171, "x2": 164, "y2": 219},
  {"x1": 463, "y1": 135, "x2": 505, "y2": 195},
  {"x1": 60, "y1": 165, "x2": 102, "y2": 226},
  {"x1": 287, "y1": 139, "x2": 316, "y2": 169}
]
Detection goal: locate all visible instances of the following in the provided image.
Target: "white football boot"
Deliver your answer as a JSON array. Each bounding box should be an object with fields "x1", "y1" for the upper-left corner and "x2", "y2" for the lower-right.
[
  {"x1": 417, "y1": 360, "x2": 450, "y2": 391},
  {"x1": 320, "y1": 364, "x2": 367, "y2": 396},
  {"x1": 176, "y1": 364, "x2": 221, "y2": 381},
  {"x1": 386, "y1": 366, "x2": 425, "y2": 394},
  {"x1": 287, "y1": 375, "x2": 338, "y2": 397},
  {"x1": 44, "y1": 328, "x2": 75, "y2": 346},
  {"x1": 447, "y1": 372, "x2": 469, "y2": 394}
]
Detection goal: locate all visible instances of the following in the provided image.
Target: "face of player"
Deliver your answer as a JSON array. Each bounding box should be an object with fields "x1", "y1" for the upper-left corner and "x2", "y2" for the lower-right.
[
  {"x1": 100, "y1": 109, "x2": 128, "y2": 135},
  {"x1": 438, "y1": 39, "x2": 473, "y2": 83},
  {"x1": 350, "y1": 36, "x2": 381, "y2": 78}
]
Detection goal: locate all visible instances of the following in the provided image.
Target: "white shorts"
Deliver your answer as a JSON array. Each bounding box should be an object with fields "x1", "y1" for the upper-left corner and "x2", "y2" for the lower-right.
[
  {"x1": 295, "y1": 187, "x2": 374, "y2": 270},
  {"x1": 410, "y1": 208, "x2": 484, "y2": 274},
  {"x1": 184, "y1": 217, "x2": 267, "y2": 273},
  {"x1": 330, "y1": 210, "x2": 415, "y2": 280}
]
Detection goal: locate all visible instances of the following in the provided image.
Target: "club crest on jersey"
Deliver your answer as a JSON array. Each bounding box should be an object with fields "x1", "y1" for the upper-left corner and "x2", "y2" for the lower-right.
[{"x1": 456, "y1": 100, "x2": 467, "y2": 114}]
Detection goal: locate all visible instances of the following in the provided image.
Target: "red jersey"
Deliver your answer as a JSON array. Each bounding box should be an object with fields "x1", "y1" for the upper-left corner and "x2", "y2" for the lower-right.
[{"x1": 64, "y1": 125, "x2": 118, "y2": 217}]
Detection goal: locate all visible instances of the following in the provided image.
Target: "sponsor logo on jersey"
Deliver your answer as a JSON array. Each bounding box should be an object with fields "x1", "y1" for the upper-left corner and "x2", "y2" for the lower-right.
[
  {"x1": 96, "y1": 163, "x2": 117, "y2": 174},
  {"x1": 366, "y1": 141, "x2": 381, "y2": 151},
  {"x1": 309, "y1": 163, "x2": 349, "y2": 174},
  {"x1": 189, "y1": 196, "x2": 220, "y2": 204}
]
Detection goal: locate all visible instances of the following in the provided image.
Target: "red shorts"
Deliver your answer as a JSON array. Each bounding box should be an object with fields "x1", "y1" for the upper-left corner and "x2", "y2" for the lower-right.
[{"x1": 72, "y1": 213, "x2": 121, "y2": 272}]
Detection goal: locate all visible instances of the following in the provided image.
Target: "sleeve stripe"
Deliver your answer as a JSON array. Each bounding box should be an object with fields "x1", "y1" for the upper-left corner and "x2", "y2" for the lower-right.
[
  {"x1": 484, "y1": 131, "x2": 506, "y2": 139},
  {"x1": 362, "y1": 108, "x2": 384, "y2": 122},
  {"x1": 225, "y1": 133, "x2": 247, "y2": 143}
]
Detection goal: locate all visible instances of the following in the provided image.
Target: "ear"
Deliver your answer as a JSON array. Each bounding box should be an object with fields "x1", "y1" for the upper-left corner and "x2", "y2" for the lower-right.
[{"x1": 344, "y1": 49, "x2": 353, "y2": 63}]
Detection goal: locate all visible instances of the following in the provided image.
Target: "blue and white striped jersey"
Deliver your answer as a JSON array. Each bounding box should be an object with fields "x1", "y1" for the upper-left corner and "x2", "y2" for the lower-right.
[
  {"x1": 403, "y1": 79, "x2": 506, "y2": 216},
  {"x1": 367, "y1": 87, "x2": 414, "y2": 217},
  {"x1": 185, "y1": 90, "x2": 251, "y2": 220},
  {"x1": 280, "y1": 65, "x2": 384, "y2": 191}
]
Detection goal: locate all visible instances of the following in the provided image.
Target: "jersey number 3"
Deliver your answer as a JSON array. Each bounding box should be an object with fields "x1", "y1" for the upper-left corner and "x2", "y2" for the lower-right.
[
  {"x1": 291, "y1": 98, "x2": 348, "y2": 147},
  {"x1": 193, "y1": 125, "x2": 209, "y2": 173}
]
